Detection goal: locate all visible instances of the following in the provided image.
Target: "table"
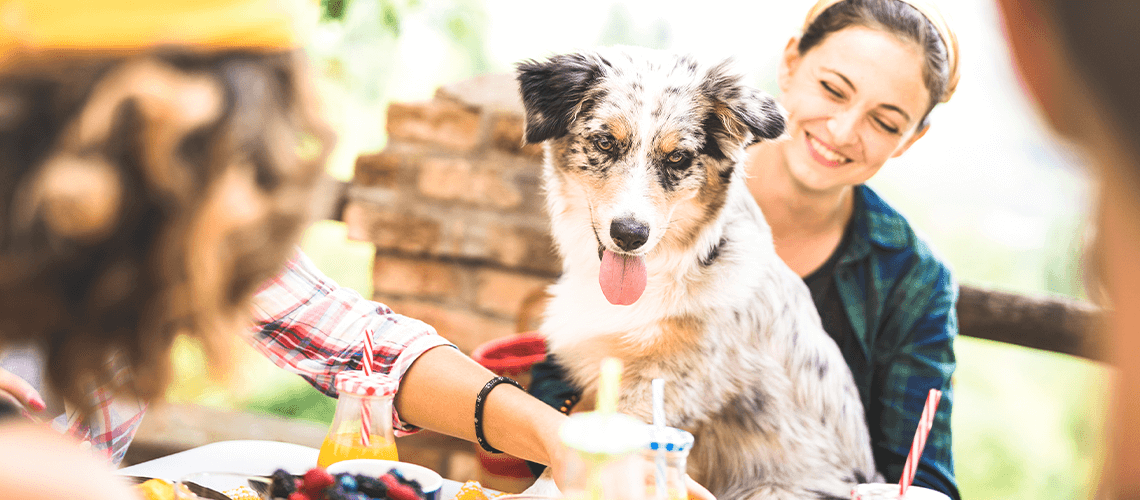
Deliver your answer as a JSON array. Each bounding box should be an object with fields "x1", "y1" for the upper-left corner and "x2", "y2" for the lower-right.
[{"x1": 118, "y1": 440, "x2": 464, "y2": 499}]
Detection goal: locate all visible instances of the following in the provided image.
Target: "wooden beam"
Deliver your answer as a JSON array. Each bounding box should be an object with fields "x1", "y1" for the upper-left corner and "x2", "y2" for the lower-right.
[{"x1": 957, "y1": 285, "x2": 1106, "y2": 362}]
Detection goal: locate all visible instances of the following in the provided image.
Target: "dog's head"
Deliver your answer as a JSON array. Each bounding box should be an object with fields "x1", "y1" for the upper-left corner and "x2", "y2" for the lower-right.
[{"x1": 517, "y1": 47, "x2": 785, "y2": 306}]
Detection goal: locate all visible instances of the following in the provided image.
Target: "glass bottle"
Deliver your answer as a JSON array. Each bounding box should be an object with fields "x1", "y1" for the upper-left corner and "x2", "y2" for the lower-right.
[
  {"x1": 641, "y1": 426, "x2": 694, "y2": 500},
  {"x1": 317, "y1": 370, "x2": 399, "y2": 468},
  {"x1": 557, "y1": 411, "x2": 650, "y2": 500}
]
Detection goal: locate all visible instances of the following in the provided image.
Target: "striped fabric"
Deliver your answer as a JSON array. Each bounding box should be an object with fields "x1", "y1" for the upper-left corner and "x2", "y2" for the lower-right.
[
  {"x1": 248, "y1": 249, "x2": 454, "y2": 437},
  {"x1": 48, "y1": 248, "x2": 453, "y2": 465}
]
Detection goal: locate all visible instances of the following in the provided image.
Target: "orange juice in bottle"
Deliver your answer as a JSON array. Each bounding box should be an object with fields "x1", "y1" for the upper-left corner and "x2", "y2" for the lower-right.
[{"x1": 317, "y1": 370, "x2": 399, "y2": 468}]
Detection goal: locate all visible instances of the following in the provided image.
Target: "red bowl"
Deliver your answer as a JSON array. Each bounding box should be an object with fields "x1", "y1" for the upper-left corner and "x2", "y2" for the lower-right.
[{"x1": 471, "y1": 332, "x2": 547, "y2": 375}]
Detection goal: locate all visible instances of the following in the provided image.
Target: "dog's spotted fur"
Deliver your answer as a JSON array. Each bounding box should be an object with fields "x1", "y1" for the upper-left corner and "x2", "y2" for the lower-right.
[{"x1": 518, "y1": 47, "x2": 878, "y2": 499}]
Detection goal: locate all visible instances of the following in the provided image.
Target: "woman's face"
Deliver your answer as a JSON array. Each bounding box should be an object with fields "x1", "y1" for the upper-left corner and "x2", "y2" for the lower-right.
[{"x1": 777, "y1": 25, "x2": 931, "y2": 193}]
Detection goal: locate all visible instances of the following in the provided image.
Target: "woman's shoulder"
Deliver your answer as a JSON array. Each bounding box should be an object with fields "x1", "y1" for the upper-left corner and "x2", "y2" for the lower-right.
[{"x1": 852, "y1": 185, "x2": 955, "y2": 290}]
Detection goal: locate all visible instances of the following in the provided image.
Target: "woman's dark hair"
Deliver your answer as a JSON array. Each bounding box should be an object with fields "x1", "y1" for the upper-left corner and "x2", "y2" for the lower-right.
[
  {"x1": 799, "y1": 0, "x2": 951, "y2": 128},
  {"x1": 0, "y1": 48, "x2": 333, "y2": 414}
]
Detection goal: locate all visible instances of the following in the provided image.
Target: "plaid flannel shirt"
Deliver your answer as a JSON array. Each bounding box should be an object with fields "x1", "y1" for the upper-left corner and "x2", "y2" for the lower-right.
[
  {"x1": 831, "y1": 185, "x2": 958, "y2": 499},
  {"x1": 248, "y1": 248, "x2": 455, "y2": 435},
  {"x1": 51, "y1": 362, "x2": 148, "y2": 466},
  {"x1": 52, "y1": 248, "x2": 452, "y2": 465},
  {"x1": 530, "y1": 184, "x2": 959, "y2": 498}
]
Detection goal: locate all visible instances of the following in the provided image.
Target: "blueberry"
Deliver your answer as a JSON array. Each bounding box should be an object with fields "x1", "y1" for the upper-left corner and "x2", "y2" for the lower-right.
[
  {"x1": 269, "y1": 469, "x2": 297, "y2": 498},
  {"x1": 355, "y1": 476, "x2": 388, "y2": 498},
  {"x1": 338, "y1": 474, "x2": 359, "y2": 492}
]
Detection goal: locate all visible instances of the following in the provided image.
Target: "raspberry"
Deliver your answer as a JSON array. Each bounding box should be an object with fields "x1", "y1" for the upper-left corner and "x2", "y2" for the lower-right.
[
  {"x1": 386, "y1": 483, "x2": 422, "y2": 500},
  {"x1": 302, "y1": 468, "x2": 336, "y2": 496},
  {"x1": 378, "y1": 474, "x2": 400, "y2": 490},
  {"x1": 288, "y1": 492, "x2": 310, "y2": 500},
  {"x1": 386, "y1": 468, "x2": 423, "y2": 494},
  {"x1": 380, "y1": 474, "x2": 421, "y2": 500},
  {"x1": 387, "y1": 468, "x2": 407, "y2": 483}
]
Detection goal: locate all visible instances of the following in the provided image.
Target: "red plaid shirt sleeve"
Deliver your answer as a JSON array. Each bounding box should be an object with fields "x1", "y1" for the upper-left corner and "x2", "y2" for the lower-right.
[
  {"x1": 51, "y1": 361, "x2": 147, "y2": 466},
  {"x1": 247, "y1": 248, "x2": 455, "y2": 435}
]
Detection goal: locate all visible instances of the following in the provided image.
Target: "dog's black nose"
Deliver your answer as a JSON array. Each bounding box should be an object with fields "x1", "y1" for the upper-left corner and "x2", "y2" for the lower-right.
[{"x1": 610, "y1": 217, "x2": 649, "y2": 251}]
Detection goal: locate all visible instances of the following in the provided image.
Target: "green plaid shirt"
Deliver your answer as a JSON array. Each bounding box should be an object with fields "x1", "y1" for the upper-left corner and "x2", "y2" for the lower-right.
[
  {"x1": 831, "y1": 184, "x2": 958, "y2": 499},
  {"x1": 529, "y1": 184, "x2": 958, "y2": 498}
]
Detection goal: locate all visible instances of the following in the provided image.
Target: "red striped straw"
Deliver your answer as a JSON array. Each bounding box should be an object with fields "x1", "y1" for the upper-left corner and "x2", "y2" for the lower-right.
[
  {"x1": 899, "y1": 388, "x2": 942, "y2": 497},
  {"x1": 359, "y1": 330, "x2": 375, "y2": 447}
]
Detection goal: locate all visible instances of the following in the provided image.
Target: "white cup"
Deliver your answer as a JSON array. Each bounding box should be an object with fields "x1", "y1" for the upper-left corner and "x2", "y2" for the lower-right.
[{"x1": 851, "y1": 483, "x2": 951, "y2": 500}]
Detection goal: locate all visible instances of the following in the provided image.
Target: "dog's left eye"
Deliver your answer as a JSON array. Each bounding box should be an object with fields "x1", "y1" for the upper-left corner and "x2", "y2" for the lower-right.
[
  {"x1": 595, "y1": 135, "x2": 615, "y2": 151},
  {"x1": 666, "y1": 151, "x2": 689, "y2": 164}
]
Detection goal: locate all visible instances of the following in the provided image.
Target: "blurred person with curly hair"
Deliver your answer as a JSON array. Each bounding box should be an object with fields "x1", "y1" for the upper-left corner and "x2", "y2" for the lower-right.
[
  {"x1": 0, "y1": 1, "x2": 585, "y2": 498},
  {"x1": 994, "y1": 0, "x2": 1140, "y2": 497}
]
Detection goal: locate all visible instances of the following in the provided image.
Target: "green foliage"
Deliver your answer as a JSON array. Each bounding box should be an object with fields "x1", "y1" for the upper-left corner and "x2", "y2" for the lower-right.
[
  {"x1": 322, "y1": 0, "x2": 349, "y2": 21},
  {"x1": 954, "y1": 338, "x2": 1108, "y2": 500},
  {"x1": 244, "y1": 380, "x2": 337, "y2": 425}
]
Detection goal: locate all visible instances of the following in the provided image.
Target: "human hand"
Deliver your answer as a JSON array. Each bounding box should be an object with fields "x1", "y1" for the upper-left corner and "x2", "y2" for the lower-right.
[{"x1": 0, "y1": 367, "x2": 46, "y2": 418}]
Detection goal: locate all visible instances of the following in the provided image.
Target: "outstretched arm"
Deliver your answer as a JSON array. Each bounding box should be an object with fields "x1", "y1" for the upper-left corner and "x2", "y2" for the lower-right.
[{"x1": 395, "y1": 345, "x2": 568, "y2": 467}]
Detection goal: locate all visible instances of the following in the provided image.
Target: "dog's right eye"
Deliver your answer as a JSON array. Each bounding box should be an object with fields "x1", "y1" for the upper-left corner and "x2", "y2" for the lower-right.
[{"x1": 594, "y1": 135, "x2": 614, "y2": 151}]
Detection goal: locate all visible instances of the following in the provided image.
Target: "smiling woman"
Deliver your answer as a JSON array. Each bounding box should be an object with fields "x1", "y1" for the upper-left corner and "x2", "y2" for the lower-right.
[{"x1": 744, "y1": 0, "x2": 962, "y2": 498}]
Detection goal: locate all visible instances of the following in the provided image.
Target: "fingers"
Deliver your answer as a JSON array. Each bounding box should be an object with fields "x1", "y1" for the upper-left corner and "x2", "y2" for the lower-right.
[
  {"x1": 685, "y1": 474, "x2": 716, "y2": 500},
  {"x1": 0, "y1": 368, "x2": 46, "y2": 413}
]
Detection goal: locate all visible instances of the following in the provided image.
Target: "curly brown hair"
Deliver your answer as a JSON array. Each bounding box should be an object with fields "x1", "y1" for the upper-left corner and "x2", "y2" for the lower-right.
[{"x1": 0, "y1": 47, "x2": 333, "y2": 414}]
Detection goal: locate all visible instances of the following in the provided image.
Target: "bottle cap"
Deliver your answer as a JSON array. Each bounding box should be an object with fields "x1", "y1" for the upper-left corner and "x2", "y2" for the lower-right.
[
  {"x1": 559, "y1": 411, "x2": 650, "y2": 456},
  {"x1": 645, "y1": 426, "x2": 694, "y2": 453},
  {"x1": 335, "y1": 370, "x2": 398, "y2": 398}
]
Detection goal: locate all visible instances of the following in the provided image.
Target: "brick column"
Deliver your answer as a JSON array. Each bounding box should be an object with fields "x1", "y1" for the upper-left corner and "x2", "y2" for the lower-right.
[{"x1": 344, "y1": 74, "x2": 558, "y2": 353}]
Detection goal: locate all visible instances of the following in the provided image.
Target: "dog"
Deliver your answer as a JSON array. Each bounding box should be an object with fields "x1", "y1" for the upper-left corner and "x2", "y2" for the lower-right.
[{"x1": 516, "y1": 47, "x2": 879, "y2": 500}]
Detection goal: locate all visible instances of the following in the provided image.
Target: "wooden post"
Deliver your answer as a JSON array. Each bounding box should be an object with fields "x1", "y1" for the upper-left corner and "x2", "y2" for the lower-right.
[{"x1": 957, "y1": 285, "x2": 1105, "y2": 362}]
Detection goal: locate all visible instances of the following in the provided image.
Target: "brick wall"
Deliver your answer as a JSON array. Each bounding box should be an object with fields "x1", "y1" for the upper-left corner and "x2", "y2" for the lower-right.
[{"x1": 344, "y1": 74, "x2": 559, "y2": 354}]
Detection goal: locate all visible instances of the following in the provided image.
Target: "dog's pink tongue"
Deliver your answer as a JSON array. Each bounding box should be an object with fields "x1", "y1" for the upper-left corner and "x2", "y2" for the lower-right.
[{"x1": 599, "y1": 250, "x2": 647, "y2": 306}]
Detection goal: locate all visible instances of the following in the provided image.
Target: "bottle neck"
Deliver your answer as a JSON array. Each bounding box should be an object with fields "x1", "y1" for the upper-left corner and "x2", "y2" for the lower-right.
[{"x1": 329, "y1": 392, "x2": 394, "y2": 437}]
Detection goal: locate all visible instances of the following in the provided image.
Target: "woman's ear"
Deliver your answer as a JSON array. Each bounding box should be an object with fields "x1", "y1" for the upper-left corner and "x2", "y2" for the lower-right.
[{"x1": 777, "y1": 36, "x2": 801, "y2": 94}]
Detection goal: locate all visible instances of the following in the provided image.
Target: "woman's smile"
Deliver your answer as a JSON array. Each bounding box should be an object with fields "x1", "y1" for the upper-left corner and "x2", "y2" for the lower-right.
[{"x1": 806, "y1": 132, "x2": 852, "y2": 167}]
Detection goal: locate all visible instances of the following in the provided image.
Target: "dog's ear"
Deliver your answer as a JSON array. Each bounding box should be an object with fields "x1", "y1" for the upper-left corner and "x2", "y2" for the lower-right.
[
  {"x1": 700, "y1": 61, "x2": 786, "y2": 159},
  {"x1": 516, "y1": 53, "x2": 605, "y2": 144}
]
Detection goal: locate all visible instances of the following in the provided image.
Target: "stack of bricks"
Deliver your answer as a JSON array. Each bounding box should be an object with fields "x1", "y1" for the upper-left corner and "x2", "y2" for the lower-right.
[{"x1": 343, "y1": 74, "x2": 560, "y2": 354}]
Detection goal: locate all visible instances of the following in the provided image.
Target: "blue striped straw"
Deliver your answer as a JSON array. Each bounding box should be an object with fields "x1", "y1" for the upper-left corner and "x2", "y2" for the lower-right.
[{"x1": 651, "y1": 379, "x2": 666, "y2": 500}]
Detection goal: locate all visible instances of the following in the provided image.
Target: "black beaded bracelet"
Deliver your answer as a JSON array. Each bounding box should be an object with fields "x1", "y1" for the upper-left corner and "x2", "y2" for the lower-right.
[{"x1": 474, "y1": 375, "x2": 524, "y2": 454}]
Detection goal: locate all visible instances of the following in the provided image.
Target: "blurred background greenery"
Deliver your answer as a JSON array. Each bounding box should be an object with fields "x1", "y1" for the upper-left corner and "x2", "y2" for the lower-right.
[{"x1": 165, "y1": 0, "x2": 1110, "y2": 498}]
